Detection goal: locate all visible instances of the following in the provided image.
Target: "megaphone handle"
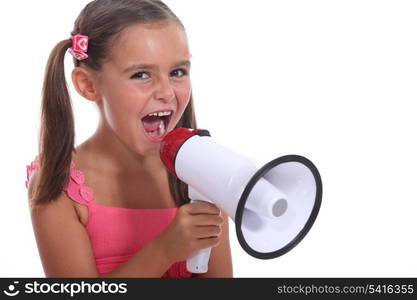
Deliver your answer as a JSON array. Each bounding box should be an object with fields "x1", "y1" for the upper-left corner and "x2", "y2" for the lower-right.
[
  {"x1": 187, "y1": 187, "x2": 213, "y2": 273},
  {"x1": 186, "y1": 245, "x2": 212, "y2": 273}
]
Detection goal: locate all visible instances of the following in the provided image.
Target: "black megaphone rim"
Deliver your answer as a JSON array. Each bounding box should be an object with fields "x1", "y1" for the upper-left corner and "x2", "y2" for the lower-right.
[{"x1": 235, "y1": 154, "x2": 322, "y2": 259}]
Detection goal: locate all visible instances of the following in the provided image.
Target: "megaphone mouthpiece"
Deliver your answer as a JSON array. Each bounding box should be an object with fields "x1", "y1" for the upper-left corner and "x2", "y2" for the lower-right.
[
  {"x1": 244, "y1": 177, "x2": 289, "y2": 220},
  {"x1": 272, "y1": 199, "x2": 288, "y2": 217}
]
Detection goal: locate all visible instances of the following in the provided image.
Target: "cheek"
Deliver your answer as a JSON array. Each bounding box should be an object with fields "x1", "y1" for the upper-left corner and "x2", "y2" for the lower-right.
[
  {"x1": 101, "y1": 86, "x2": 150, "y2": 133},
  {"x1": 175, "y1": 81, "x2": 192, "y2": 111},
  {"x1": 102, "y1": 80, "x2": 150, "y2": 113}
]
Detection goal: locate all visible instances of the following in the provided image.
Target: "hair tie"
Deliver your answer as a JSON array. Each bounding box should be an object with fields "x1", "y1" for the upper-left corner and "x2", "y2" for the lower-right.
[{"x1": 69, "y1": 34, "x2": 89, "y2": 61}]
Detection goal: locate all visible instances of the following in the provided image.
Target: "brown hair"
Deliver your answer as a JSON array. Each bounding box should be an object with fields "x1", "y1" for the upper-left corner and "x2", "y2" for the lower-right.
[{"x1": 31, "y1": 0, "x2": 195, "y2": 208}]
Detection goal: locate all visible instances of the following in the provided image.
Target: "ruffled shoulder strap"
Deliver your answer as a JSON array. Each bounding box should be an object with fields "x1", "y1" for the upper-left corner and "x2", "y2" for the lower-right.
[
  {"x1": 25, "y1": 156, "x2": 94, "y2": 206},
  {"x1": 25, "y1": 155, "x2": 40, "y2": 189},
  {"x1": 64, "y1": 161, "x2": 94, "y2": 206}
]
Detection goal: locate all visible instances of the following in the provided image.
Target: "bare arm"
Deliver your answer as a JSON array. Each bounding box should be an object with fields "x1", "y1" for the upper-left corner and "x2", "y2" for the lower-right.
[{"x1": 30, "y1": 191, "x2": 100, "y2": 277}]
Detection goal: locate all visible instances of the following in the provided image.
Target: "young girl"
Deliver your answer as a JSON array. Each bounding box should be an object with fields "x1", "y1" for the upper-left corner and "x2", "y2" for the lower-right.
[{"x1": 25, "y1": 0, "x2": 233, "y2": 278}]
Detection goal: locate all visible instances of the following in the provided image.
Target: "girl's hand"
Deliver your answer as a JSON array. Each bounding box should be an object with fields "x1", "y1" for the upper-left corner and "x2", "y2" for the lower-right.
[{"x1": 155, "y1": 201, "x2": 224, "y2": 264}]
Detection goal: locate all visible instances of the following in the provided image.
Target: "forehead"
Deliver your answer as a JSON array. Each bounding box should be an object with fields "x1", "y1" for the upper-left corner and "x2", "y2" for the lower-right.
[{"x1": 108, "y1": 22, "x2": 190, "y2": 69}]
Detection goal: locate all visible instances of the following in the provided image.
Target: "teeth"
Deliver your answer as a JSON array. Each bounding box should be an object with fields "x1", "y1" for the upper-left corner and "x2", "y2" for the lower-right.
[
  {"x1": 158, "y1": 111, "x2": 172, "y2": 117},
  {"x1": 147, "y1": 111, "x2": 172, "y2": 117}
]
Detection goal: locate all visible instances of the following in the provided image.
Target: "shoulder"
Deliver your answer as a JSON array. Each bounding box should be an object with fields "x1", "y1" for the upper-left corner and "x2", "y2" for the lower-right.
[
  {"x1": 27, "y1": 166, "x2": 89, "y2": 226},
  {"x1": 25, "y1": 154, "x2": 74, "y2": 214},
  {"x1": 26, "y1": 153, "x2": 92, "y2": 206},
  {"x1": 30, "y1": 188, "x2": 79, "y2": 224}
]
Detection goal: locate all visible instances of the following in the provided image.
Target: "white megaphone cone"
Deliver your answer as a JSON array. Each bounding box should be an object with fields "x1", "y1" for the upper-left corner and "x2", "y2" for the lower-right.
[{"x1": 160, "y1": 128, "x2": 322, "y2": 273}]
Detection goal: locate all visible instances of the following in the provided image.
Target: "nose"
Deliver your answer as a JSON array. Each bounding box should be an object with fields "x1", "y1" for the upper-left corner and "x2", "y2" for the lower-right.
[{"x1": 154, "y1": 76, "x2": 175, "y2": 102}]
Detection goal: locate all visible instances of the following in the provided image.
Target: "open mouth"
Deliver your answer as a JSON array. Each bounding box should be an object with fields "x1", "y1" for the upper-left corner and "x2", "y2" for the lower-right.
[{"x1": 141, "y1": 110, "x2": 173, "y2": 142}]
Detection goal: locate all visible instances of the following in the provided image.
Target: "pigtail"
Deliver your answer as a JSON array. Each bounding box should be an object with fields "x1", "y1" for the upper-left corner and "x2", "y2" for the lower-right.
[{"x1": 32, "y1": 39, "x2": 75, "y2": 206}]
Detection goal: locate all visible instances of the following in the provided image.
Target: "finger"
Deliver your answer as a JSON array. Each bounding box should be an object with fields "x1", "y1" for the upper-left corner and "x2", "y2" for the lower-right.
[
  {"x1": 192, "y1": 225, "x2": 222, "y2": 239},
  {"x1": 186, "y1": 201, "x2": 221, "y2": 215},
  {"x1": 195, "y1": 236, "x2": 221, "y2": 250},
  {"x1": 190, "y1": 214, "x2": 223, "y2": 227}
]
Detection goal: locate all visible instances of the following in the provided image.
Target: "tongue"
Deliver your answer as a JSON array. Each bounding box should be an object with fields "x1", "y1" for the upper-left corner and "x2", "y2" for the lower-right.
[{"x1": 142, "y1": 115, "x2": 161, "y2": 132}]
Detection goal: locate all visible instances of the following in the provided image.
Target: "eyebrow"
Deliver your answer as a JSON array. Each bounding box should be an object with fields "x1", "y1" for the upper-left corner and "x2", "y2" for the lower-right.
[{"x1": 123, "y1": 60, "x2": 191, "y2": 73}]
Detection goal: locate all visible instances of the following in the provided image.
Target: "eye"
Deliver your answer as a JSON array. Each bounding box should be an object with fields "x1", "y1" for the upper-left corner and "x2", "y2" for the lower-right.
[
  {"x1": 131, "y1": 71, "x2": 150, "y2": 80},
  {"x1": 170, "y1": 68, "x2": 188, "y2": 78}
]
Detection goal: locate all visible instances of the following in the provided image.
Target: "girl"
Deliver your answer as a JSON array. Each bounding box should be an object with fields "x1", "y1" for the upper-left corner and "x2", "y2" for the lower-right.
[{"x1": 26, "y1": 0, "x2": 233, "y2": 278}]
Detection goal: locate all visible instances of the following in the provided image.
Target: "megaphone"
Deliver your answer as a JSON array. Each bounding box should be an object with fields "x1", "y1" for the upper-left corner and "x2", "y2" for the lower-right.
[{"x1": 160, "y1": 128, "x2": 322, "y2": 273}]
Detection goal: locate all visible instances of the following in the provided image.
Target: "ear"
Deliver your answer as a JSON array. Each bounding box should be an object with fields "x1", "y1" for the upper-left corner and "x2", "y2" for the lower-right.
[{"x1": 71, "y1": 67, "x2": 102, "y2": 102}]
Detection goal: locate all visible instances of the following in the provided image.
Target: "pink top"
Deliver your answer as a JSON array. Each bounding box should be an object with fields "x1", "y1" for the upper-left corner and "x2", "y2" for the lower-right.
[{"x1": 25, "y1": 156, "x2": 192, "y2": 278}]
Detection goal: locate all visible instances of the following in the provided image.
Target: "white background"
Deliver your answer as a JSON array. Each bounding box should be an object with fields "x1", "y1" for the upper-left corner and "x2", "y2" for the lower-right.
[{"x1": 0, "y1": 0, "x2": 416, "y2": 277}]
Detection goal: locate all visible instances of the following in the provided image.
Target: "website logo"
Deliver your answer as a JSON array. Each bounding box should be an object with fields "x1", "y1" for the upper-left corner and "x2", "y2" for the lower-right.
[
  {"x1": 3, "y1": 281, "x2": 20, "y2": 297},
  {"x1": 2, "y1": 280, "x2": 128, "y2": 297}
]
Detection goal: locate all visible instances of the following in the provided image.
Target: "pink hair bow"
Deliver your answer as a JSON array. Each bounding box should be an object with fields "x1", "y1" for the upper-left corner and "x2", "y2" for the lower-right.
[{"x1": 69, "y1": 34, "x2": 89, "y2": 61}]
